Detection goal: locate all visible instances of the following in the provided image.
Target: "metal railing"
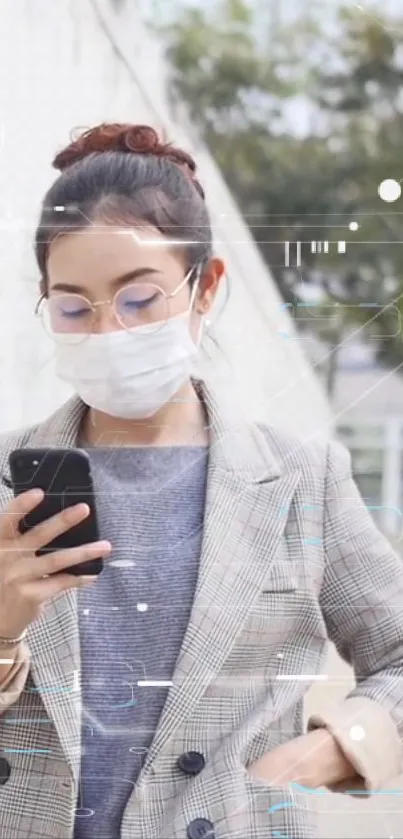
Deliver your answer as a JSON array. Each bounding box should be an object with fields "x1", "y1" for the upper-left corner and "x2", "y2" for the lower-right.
[{"x1": 336, "y1": 418, "x2": 403, "y2": 549}]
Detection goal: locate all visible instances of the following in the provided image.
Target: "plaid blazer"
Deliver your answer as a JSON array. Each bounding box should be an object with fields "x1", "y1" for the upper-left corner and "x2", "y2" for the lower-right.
[{"x1": 0, "y1": 378, "x2": 402, "y2": 839}]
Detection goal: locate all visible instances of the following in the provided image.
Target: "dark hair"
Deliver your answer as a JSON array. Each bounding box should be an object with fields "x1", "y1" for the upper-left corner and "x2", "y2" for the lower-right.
[{"x1": 35, "y1": 123, "x2": 213, "y2": 296}]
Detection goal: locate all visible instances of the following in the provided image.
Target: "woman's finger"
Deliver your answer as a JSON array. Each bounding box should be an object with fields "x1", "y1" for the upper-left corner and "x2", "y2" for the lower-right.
[
  {"x1": 19, "y1": 503, "x2": 90, "y2": 553},
  {"x1": 0, "y1": 489, "x2": 44, "y2": 544},
  {"x1": 15, "y1": 539, "x2": 111, "y2": 581}
]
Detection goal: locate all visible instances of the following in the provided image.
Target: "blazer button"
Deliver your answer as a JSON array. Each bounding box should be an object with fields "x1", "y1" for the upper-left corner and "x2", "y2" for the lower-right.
[
  {"x1": 186, "y1": 818, "x2": 215, "y2": 839},
  {"x1": 177, "y1": 751, "x2": 205, "y2": 776},
  {"x1": 0, "y1": 757, "x2": 10, "y2": 785}
]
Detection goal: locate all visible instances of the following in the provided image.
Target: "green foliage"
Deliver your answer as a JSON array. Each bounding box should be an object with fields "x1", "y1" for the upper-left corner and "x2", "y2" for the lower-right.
[{"x1": 148, "y1": 0, "x2": 403, "y2": 374}]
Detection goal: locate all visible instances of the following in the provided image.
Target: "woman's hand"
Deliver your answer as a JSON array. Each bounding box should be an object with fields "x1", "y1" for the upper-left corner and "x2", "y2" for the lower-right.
[
  {"x1": 247, "y1": 729, "x2": 358, "y2": 789},
  {"x1": 0, "y1": 488, "x2": 111, "y2": 640}
]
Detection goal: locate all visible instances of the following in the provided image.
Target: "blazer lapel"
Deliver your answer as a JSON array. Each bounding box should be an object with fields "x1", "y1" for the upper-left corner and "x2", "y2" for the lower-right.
[
  {"x1": 6, "y1": 395, "x2": 88, "y2": 784},
  {"x1": 140, "y1": 379, "x2": 301, "y2": 778}
]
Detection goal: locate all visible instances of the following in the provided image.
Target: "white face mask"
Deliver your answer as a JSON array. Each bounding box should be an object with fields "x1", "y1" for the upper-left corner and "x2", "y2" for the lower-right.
[{"x1": 53, "y1": 292, "x2": 204, "y2": 420}]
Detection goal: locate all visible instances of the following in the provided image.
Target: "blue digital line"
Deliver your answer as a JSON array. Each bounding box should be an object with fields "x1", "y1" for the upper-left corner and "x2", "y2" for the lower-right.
[
  {"x1": 268, "y1": 800, "x2": 296, "y2": 838},
  {"x1": 4, "y1": 718, "x2": 51, "y2": 724},
  {"x1": 3, "y1": 748, "x2": 52, "y2": 754},
  {"x1": 290, "y1": 782, "x2": 403, "y2": 796},
  {"x1": 268, "y1": 803, "x2": 297, "y2": 813},
  {"x1": 291, "y1": 782, "x2": 327, "y2": 795},
  {"x1": 303, "y1": 537, "x2": 323, "y2": 545}
]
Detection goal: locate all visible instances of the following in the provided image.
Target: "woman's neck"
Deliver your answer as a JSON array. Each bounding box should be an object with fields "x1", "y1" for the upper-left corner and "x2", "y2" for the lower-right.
[{"x1": 80, "y1": 381, "x2": 209, "y2": 448}]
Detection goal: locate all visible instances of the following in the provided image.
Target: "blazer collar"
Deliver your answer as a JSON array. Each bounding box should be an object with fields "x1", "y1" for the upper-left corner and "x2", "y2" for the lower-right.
[{"x1": 28, "y1": 377, "x2": 282, "y2": 484}]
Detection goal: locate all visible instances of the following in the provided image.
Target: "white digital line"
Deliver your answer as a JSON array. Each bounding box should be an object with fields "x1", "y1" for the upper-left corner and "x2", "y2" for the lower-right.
[
  {"x1": 121, "y1": 230, "x2": 205, "y2": 247},
  {"x1": 137, "y1": 680, "x2": 173, "y2": 687},
  {"x1": 276, "y1": 674, "x2": 329, "y2": 681},
  {"x1": 0, "y1": 659, "x2": 14, "y2": 664}
]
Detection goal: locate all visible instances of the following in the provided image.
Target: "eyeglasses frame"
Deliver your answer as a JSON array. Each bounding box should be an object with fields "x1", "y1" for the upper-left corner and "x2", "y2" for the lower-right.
[{"x1": 35, "y1": 262, "x2": 203, "y2": 336}]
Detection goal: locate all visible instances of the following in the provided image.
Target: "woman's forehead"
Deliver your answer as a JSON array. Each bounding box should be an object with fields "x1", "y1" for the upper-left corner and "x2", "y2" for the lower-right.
[{"x1": 47, "y1": 225, "x2": 187, "y2": 279}]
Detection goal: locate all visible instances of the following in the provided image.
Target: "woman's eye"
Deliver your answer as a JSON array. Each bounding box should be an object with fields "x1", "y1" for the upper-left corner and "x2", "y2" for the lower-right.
[
  {"x1": 61, "y1": 308, "x2": 89, "y2": 318},
  {"x1": 124, "y1": 294, "x2": 158, "y2": 309}
]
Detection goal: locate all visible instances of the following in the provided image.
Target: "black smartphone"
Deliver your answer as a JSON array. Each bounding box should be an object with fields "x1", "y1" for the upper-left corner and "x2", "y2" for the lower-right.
[{"x1": 8, "y1": 447, "x2": 103, "y2": 576}]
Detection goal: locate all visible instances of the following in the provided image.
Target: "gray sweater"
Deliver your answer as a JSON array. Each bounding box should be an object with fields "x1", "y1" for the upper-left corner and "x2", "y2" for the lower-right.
[{"x1": 73, "y1": 444, "x2": 209, "y2": 839}]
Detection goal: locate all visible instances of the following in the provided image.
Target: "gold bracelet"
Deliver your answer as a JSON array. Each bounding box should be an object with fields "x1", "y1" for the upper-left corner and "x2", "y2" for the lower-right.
[{"x1": 0, "y1": 629, "x2": 27, "y2": 646}]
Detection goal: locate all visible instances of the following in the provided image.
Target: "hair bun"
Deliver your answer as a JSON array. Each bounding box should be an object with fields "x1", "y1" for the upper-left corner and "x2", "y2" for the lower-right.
[
  {"x1": 123, "y1": 125, "x2": 160, "y2": 153},
  {"x1": 52, "y1": 122, "x2": 205, "y2": 198},
  {"x1": 52, "y1": 123, "x2": 160, "y2": 171}
]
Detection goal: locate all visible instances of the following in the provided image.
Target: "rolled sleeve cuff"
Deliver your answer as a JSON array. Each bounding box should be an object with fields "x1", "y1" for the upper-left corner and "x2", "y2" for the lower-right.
[{"x1": 307, "y1": 696, "x2": 403, "y2": 791}]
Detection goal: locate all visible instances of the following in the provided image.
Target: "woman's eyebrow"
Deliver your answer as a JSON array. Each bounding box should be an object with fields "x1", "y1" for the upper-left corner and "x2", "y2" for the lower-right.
[{"x1": 50, "y1": 267, "x2": 162, "y2": 294}]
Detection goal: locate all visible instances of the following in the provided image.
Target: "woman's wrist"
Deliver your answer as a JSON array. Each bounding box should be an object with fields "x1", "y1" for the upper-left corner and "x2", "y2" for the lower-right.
[
  {"x1": 0, "y1": 628, "x2": 27, "y2": 647},
  {"x1": 306, "y1": 729, "x2": 359, "y2": 788}
]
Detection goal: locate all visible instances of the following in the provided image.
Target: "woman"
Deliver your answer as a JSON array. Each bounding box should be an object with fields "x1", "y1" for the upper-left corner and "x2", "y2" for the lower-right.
[{"x1": 0, "y1": 123, "x2": 402, "y2": 839}]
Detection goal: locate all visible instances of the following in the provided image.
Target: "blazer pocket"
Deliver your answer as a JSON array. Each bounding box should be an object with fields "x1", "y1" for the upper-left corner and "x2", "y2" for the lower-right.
[
  {"x1": 238, "y1": 569, "x2": 301, "y2": 642},
  {"x1": 261, "y1": 566, "x2": 299, "y2": 593}
]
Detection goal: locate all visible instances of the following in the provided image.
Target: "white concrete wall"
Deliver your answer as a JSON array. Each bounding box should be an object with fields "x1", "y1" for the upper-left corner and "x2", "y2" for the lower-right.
[{"x1": 0, "y1": 0, "x2": 329, "y2": 438}]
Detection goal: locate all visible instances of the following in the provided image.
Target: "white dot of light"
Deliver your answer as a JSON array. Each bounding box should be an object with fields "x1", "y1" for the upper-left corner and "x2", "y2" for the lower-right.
[
  {"x1": 378, "y1": 179, "x2": 401, "y2": 203},
  {"x1": 137, "y1": 603, "x2": 148, "y2": 612},
  {"x1": 74, "y1": 807, "x2": 94, "y2": 818},
  {"x1": 349, "y1": 221, "x2": 359, "y2": 231},
  {"x1": 349, "y1": 725, "x2": 365, "y2": 741},
  {"x1": 109, "y1": 559, "x2": 135, "y2": 568}
]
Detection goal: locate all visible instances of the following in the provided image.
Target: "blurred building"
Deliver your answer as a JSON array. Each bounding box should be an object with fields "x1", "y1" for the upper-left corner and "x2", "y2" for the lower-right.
[
  {"x1": 294, "y1": 274, "x2": 403, "y2": 544},
  {"x1": 333, "y1": 341, "x2": 403, "y2": 544}
]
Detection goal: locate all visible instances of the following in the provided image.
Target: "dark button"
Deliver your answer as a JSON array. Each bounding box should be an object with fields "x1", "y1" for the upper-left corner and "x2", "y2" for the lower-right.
[
  {"x1": 177, "y1": 751, "x2": 205, "y2": 776},
  {"x1": 187, "y1": 818, "x2": 215, "y2": 839},
  {"x1": 0, "y1": 757, "x2": 10, "y2": 785}
]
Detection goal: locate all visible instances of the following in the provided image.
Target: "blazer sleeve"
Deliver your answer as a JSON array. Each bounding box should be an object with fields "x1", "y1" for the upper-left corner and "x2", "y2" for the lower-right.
[
  {"x1": 306, "y1": 439, "x2": 403, "y2": 792},
  {"x1": 0, "y1": 642, "x2": 30, "y2": 712}
]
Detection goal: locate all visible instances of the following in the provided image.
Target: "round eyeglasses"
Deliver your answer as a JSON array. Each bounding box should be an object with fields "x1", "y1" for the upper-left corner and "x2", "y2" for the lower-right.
[{"x1": 36, "y1": 266, "x2": 201, "y2": 345}]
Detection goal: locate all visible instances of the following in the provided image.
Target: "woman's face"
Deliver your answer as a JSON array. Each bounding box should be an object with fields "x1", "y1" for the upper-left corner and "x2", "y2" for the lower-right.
[{"x1": 45, "y1": 223, "x2": 224, "y2": 341}]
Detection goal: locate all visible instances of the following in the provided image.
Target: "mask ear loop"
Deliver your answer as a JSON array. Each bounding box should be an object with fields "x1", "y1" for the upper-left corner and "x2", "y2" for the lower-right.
[
  {"x1": 188, "y1": 262, "x2": 203, "y2": 309},
  {"x1": 35, "y1": 293, "x2": 45, "y2": 316},
  {"x1": 188, "y1": 263, "x2": 208, "y2": 346}
]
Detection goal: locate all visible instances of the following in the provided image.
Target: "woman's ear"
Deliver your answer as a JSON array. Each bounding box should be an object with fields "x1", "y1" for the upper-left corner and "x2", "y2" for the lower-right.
[{"x1": 196, "y1": 258, "x2": 225, "y2": 314}]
